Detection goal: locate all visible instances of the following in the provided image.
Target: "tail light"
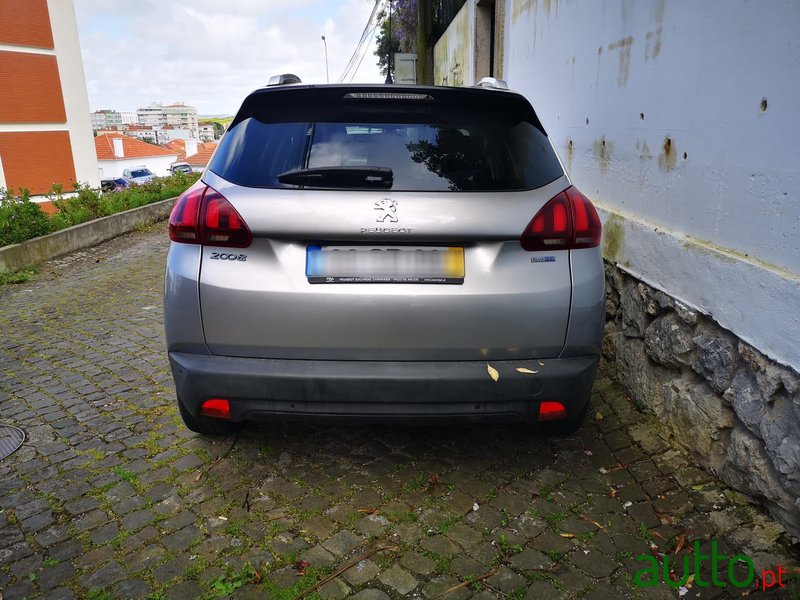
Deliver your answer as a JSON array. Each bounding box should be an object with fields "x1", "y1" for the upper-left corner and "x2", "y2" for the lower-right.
[
  {"x1": 538, "y1": 401, "x2": 568, "y2": 421},
  {"x1": 520, "y1": 186, "x2": 601, "y2": 251},
  {"x1": 200, "y1": 398, "x2": 231, "y2": 419},
  {"x1": 169, "y1": 184, "x2": 252, "y2": 248}
]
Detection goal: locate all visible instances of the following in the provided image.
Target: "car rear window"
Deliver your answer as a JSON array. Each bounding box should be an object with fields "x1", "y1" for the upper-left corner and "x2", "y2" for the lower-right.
[{"x1": 209, "y1": 86, "x2": 564, "y2": 192}]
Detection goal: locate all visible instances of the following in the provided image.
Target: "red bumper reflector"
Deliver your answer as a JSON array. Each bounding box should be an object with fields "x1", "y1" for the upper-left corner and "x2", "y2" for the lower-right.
[
  {"x1": 200, "y1": 398, "x2": 231, "y2": 419},
  {"x1": 538, "y1": 401, "x2": 568, "y2": 421}
]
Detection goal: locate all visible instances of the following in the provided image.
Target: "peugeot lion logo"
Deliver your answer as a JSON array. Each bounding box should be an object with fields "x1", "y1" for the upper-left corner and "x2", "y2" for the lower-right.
[{"x1": 374, "y1": 199, "x2": 398, "y2": 223}]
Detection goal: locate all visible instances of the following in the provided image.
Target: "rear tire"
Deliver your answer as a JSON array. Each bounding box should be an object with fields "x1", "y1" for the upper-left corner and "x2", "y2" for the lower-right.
[{"x1": 177, "y1": 399, "x2": 240, "y2": 435}]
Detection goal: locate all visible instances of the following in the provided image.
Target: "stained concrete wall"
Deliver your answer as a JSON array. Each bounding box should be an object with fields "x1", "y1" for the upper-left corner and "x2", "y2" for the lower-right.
[
  {"x1": 434, "y1": 1, "x2": 474, "y2": 86},
  {"x1": 503, "y1": 0, "x2": 800, "y2": 373}
]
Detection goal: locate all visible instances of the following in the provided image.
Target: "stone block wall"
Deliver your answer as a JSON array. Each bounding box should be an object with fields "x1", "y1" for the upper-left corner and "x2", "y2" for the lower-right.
[{"x1": 603, "y1": 263, "x2": 800, "y2": 539}]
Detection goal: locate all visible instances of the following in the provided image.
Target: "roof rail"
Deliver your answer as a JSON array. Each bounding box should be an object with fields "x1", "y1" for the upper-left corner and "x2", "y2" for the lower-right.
[
  {"x1": 474, "y1": 77, "x2": 509, "y2": 90},
  {"x1": 267, "y1": 73, "x2": 302, "y2": 86}
]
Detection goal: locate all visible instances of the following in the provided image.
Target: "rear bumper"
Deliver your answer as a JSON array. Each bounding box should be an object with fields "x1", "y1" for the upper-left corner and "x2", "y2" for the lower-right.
[{"x1": 169, "y1": 352, "x2": 599, "y2": 424}]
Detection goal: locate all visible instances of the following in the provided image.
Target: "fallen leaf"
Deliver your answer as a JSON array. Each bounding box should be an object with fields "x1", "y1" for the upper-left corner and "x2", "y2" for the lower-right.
[
  {"x1": 357, "y1": 508, "x2": 379, "y2": 515},
  {"x1": 580, "y1": 516, "x2": 607, "y2": 532},
  {"x1": 429, "y1": 473, "x2": 440, "y2": 485},
  {"x1": 559, "y1": 533, "x2": 575, "y2": 538},
  {"x1": 594, "y1": 411, "x2": 604, "y2": 421},
  {"x1": 608, "y1": 488, "x2": 619, "y2": 498},
  {"x1": 294, "y1": 560, "x2": 310, "y2": 575},
  {"x1": 516, "y1": 367, "x2": 539, "y2": 374},
  {"x1": 487, "y1": 364, "x2": 499, "y2": 382},
  {"x1": 673, "y1": 533, "x2": 686, "y2": 555}
]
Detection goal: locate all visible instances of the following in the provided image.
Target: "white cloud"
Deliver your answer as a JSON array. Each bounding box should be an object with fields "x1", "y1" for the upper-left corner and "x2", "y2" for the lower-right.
[{"x1": 74, "y1": 0, "x2": 384, "y2": 115}]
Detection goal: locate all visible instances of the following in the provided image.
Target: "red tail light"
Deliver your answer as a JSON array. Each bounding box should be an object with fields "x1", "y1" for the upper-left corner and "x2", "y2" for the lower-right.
[
  {"x1": 169, "y1": 184, "x2": 252, "y2": 248},
  {"x1": 520, "y1": 186, "x2": 601, "y2": 251},
  {"x1": 200, "y1": 398, "x2": 231, "y2": 419},
  {"x1": 538, "y1": 401, "x2": 568, "y2": 421}
]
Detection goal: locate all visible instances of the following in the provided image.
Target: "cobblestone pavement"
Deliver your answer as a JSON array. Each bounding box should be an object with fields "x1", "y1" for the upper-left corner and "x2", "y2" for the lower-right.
[{"x1": 1, "y1": 224, "x2": 797, "y2": 600}]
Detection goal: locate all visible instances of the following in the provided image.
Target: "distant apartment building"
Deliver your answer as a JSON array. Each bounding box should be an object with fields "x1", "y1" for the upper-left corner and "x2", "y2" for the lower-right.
[
  {"x1": 90, "y1": 109, "x2": 123, "y2": 132},
  {"x1": 0, "y1": 0, "x2": 99, "y2": 196},
  {"x1": 120, "y1": 111, "x2": 137, "y2": 125},
  {"x1": 137, "y1": 102, "x2": 198, "y2": 136},
  {"x1": 125, "y1": 125, "x2": 192, "y2": 145},
  {"x1": 198, "y1": 122, "x2": 216, "y2": 142}
]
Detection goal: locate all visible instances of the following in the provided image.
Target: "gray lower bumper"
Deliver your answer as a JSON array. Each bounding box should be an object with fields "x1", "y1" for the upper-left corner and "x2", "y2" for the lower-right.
[{"x1": 169, "y1": 353, "x2": 599, "y2": 423}]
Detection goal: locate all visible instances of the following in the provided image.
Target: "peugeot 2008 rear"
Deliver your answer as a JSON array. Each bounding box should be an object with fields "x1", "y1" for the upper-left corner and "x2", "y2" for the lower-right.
[{"x1": 164, "y1": 81, "x2": 604, "y2": 435}]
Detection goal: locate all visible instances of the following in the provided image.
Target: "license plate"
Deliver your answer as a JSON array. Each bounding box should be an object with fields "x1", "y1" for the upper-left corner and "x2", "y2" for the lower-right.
[{"x1": 306, "y1": 246, "x2": 465, "y2": 284}]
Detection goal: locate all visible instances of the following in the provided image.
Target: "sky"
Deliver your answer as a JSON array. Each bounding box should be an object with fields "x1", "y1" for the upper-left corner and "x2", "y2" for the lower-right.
[{"x1": 73, "y1": 0, "x2": 384, "y2": 116}]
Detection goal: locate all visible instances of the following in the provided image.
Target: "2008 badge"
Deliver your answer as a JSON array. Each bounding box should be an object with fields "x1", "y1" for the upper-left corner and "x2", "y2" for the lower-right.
[{"x1": 210, "y1": 252, "x2": 247, "y2": 262}]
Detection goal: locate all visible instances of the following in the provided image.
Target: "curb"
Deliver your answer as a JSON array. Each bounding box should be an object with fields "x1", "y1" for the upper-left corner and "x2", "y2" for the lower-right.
[{"x1": 0, "y1": 197, "x2": 177, "y2": 273}]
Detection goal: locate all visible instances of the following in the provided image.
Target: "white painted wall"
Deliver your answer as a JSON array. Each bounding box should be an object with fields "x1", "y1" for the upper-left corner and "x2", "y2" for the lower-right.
[
  {"x1": 97, "y1": 155, "x2": 178, "y2": 179},
  {"x1": 48, "y1": 0, "x2": 99, "y2": 189},
  {"x1": 503, "y1": 0, "x2": 800, "y2": 371}
]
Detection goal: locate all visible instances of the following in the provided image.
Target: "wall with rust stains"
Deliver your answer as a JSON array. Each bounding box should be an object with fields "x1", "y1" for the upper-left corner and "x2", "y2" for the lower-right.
[
  {"x1": 503, "y1": 0, "x2": 800, "y2": 372},
  {"x1": 433, "y1": 1, "x2": 474, "y2": 86}
]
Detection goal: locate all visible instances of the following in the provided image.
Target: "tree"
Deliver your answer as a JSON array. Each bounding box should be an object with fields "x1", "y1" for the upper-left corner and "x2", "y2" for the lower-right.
[{"x1": 374, "y1": 0, "x2": 417, "y2": 79}]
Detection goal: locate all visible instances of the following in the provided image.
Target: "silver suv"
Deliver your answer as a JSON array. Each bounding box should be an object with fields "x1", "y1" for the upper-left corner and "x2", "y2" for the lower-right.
[{"x1": 164, "y1": 78, "x2": 604, "y2": 435}]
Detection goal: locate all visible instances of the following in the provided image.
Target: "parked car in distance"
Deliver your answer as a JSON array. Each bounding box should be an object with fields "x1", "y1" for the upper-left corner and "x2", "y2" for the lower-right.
[
  {"x1": 123, "y1": 166, "x2": 155, "y2": 185},
  {"x1": 164, "y1": 76, "x2": 605, "y2": 436},
  {"x1": 100, "y1": 177, "x2": 131, "y2": 193},
  {"x1": 169, "y1": 162, "x2": 193, "y2": 174}
]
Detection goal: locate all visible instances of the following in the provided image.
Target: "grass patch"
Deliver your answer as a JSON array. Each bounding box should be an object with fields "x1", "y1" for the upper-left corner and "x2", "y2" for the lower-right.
[
  {"x1": 542, "y1": 510, "x2": 570, "y2": 527},
  {"x1": 545, "y1": 550, "x2": 568, "y2": 563},
  {"x1": 0, "y1": 268, "x2": 36, "y2": 285},
  {"x1": 208, "y1": 564, "x2": 260, "y2": 596},
  {"x1": 112, "y1": 466, "x2": 138, "y2": 483},
  {"x1": 401, "y1": 472, "x2": 428, "y2": 493}
]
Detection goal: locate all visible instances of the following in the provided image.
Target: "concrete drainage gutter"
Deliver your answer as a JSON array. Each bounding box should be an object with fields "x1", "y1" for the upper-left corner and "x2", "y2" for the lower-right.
[{"x1": 0, "y1": 197, "x2": 177, "y2": 273}]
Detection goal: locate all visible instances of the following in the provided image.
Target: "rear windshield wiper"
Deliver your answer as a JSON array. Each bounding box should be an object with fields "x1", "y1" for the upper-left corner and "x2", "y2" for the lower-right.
[{"x1": 277, "y1": 166, "x2": 393, "y2": 189}]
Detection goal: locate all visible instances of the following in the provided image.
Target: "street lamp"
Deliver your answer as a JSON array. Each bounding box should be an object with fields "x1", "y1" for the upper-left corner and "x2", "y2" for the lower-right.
[{"x1": 321, "y1": 35, "x2": 329, "y2": 84}]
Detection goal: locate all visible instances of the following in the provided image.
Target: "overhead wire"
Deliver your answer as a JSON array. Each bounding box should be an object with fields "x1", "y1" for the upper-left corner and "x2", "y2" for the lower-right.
[
  {"x1": 337, "y1": 0, "x2": 383, "y2": 83},
  {"x1": 349, "y1": 22, "x2": 379, "y2": 82}
]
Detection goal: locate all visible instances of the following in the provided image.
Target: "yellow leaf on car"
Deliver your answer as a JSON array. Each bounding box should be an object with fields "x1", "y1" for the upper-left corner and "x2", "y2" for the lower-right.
[
  {"x1": 515, "y1": 368, "x2": 538, "y2": 374},
  {"x1": 487, "y1": 364, "x2": 499, "y2": 382}
]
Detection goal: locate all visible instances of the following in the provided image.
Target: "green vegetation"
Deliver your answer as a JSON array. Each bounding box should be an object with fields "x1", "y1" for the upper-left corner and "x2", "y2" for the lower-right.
[
  {"x1": 0, "y1": 187, "x2": 51, "y2": 246},
  {"x1": 208, "y1": 564, "x2": 258, "y2": 596},
  {"x1": 0, "y1": 171, "x2": 199, "y2": 258},
  {"x1": 0, "y1": 267, "x2": 35, "y2": 285},
  {"x1": 112, "y1": 466, "x2": 139, "y2": 483}
]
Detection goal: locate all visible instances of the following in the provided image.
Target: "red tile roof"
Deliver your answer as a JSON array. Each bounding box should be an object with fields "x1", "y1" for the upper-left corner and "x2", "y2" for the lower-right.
[
  {"x1": 184, "y1": 143, "x2": 217, "y2": 166},
  {"x1": 95, "y1": 134, "x2": 176, "y2": 160},
  {"x1": 163, "y1": 139, "x2": 186, "y2": 153}
]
